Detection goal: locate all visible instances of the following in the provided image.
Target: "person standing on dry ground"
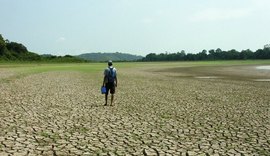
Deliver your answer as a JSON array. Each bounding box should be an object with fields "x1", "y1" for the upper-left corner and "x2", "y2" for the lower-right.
[{"x1": 103, "y1": 60, "x2": 117, "y2": 106}]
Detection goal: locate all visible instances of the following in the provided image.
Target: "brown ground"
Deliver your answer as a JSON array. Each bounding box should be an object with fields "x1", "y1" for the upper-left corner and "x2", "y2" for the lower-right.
[
  {"x1": 0, "y1": 65, "x2": 269, "y2": 155},
  {"x1": 157, "y1": 65, "x2": 270, "y2": 80}
]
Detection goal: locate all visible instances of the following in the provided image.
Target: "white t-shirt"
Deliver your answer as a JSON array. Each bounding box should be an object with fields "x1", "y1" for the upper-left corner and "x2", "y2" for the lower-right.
[{"x1": 104, "y1": 66, "x2": 117, "y2": 83}]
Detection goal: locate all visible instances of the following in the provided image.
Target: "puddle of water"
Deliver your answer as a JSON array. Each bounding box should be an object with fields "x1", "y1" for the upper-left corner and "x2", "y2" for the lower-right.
[
  {"x1": 195, "y1": 76, "x2": 220, "y2": 79},
  {"x1": 253, "y1": 79, "x2": 270, "y2": 82},
  {"x1": 256, "y1": 66, "x2": 270, "y2": 70}
]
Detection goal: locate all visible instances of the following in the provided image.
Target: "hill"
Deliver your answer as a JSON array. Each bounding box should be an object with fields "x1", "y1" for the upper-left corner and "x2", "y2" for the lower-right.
[
  {"x1": 0, "y1": 35, "x2": 41, "y2": 61},
  {"x1": 77, "y1": 52, "x2": 143, "y2": 62},
  {"x1": 0, "y1": 34, "x2": 86, "y2": 62}
]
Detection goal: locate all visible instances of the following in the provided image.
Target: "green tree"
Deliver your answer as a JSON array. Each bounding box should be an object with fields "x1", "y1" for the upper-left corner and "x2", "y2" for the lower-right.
[
  {"x1": 240, "y1": 49, "x2": 254, "y2": 59},
  {"x1": 0, "y1": 34, "x2": 7, "y2": 56},
  {"x1": 143, "y1": 53, "x2": 157, "y2": 61},
  {"x1": 196, "y1": 49, "x2": 208, "y2": 60},
  {"x1": 226, "y1": 49, "x2": 240, "y2": 60},
  {"x1": 6, "y1": 42, "x2": 28, "y2": 53},
  {"x1": 255, "y1": 48, "x2": 270, "y2": 59}
]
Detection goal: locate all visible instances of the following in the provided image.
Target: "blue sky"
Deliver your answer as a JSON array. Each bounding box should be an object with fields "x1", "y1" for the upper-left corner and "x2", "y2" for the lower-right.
[{"x1": 1, "y1": 0, "x2": 270, "y2": 56}]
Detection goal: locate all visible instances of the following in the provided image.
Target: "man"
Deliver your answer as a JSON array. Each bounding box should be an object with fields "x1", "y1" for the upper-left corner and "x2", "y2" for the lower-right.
[{"x1": 103, "y1": 60, "x2": 117, "y2": 106}]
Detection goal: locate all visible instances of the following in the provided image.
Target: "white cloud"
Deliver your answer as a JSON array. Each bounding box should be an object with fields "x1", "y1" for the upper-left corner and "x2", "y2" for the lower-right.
[
  {"x1": 190, "y1": 8, "x2": 253, "y2": 22},
  {"x1": 56, "y1": 37, "x2": 66, "y2": 42}
]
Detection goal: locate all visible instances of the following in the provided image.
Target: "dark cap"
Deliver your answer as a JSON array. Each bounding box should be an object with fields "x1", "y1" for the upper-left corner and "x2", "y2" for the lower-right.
[{"x1": 108, "y1": 60, "x2": 113, "y2": 66}]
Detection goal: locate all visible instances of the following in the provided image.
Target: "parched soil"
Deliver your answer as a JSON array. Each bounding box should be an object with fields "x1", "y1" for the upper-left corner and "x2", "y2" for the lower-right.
[
  {"x1": 157, "y1": 65, "x2": 270, "y2": 80},
  {"x1": 0, "y1": 70, "x2": 16, "y2": 81},
  {"x1": 0, "y1": 66, "x2": 270, "y2": 155}
]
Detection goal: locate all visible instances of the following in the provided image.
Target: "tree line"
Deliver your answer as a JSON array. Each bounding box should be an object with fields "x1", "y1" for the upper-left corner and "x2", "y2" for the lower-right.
[
  {"x1": 142, "y1": 48, "x2": 270, "y2": 61},
  {"x1": 0, "y1": 34, "x2": 86, "y2": 62},
  {"x1": 1, "y1": 34, "x2": 270, "y2": 62}
]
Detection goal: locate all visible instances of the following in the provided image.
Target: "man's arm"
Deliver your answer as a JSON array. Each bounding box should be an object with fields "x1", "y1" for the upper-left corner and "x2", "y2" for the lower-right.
[
  {"x1": 103, "y1": 69, "x2": 107, "y2": 86},
  {"x1": 114, "y1": 69, "x2": 117, "y2": 87},
  {"x1": 103, "y1": 76, "x2": 106, "y2": 86},
  {"x1": 115, "y1": 76, "x2": 117, "y2": 87}
]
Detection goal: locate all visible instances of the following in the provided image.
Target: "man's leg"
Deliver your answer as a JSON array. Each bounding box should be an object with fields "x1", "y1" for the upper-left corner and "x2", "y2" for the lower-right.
[
  {"x1": 105, "y1": 94, "x2": 108, "y2": 106},
  {"x1": 110, "y1": 83, "x2": 115, "y2": 106},
  {"x1": 104, "y1": 83, "x2": 109, "y2": 106},
  {"x1": 111, "y1": 94, "x2": 114, "y2": 106}
]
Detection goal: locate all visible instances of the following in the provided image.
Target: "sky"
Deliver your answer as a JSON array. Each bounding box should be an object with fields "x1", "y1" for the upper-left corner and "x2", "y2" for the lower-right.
[{"x1": 0, "y1": 0, "x2": 270, "y2": 56}]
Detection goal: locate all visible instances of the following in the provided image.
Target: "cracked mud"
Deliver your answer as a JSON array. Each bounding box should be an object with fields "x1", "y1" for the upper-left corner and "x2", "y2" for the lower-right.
[{"x1": 0, "y1": 66, "x2": 269, "y2": 155}]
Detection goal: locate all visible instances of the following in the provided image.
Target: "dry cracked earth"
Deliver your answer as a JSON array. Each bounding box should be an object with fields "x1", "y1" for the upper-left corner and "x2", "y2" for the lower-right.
[{"x1": 0, "y1": 66, "x2": 270, "y2": 156}]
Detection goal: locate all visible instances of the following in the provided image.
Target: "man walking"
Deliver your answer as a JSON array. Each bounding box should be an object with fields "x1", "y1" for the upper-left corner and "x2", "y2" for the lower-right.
[{"x1": 103, "y1": 60, "x2": 117, "y2": 106}]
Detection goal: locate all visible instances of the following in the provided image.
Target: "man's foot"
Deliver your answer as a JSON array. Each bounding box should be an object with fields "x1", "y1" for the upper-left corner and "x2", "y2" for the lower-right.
[{"x1": 104, "y1": 104, "x2": 108, "y2": 106}]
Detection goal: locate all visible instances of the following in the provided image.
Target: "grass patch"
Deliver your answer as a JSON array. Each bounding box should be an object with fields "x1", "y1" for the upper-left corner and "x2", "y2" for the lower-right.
[
  {"x1": 50, "y1": 133, "x2": 60, "y2": 142},
  {"x1": 78, "y1": 127, "x2": 89, "y2": 134},
  {"x1": 39, "y1": 131, "x2": 60, "y2": 143},
  {"x1": 131, "y1": 133, "x2": 141, "y2": 141},
  {"x1": 68, "y1": 124, "x2": 90, "y2": 134},
  {"x1": 0, "y1": 62, "x2": 139, "y2": 76},
  {"x1": 40, "y1": 131, "x2": 50, "y2": 138},
  {"x1": 160, "y1": 113, "x2": 172, "y2": 119},
  {"x1": 0, "y1": 60, "x2": 269, "y2": 82},
  {"x1": 1, "y1": 60, "x2": 269, "y2": 74}
]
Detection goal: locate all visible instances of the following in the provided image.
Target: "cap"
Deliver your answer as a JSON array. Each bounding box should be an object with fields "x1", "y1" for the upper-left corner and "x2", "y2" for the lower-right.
[{"x1": 108, "y1": 60, "x2": 113, "y2": 66}]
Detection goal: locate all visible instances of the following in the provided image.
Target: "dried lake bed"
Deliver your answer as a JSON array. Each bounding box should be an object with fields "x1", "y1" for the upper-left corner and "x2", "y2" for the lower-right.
[
  {"x1": 0, "y1": 62, "x2": 269, "y2": 155},
  {"x1": 256, "y1": 65, "x2": 270, "y2": 70}
]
